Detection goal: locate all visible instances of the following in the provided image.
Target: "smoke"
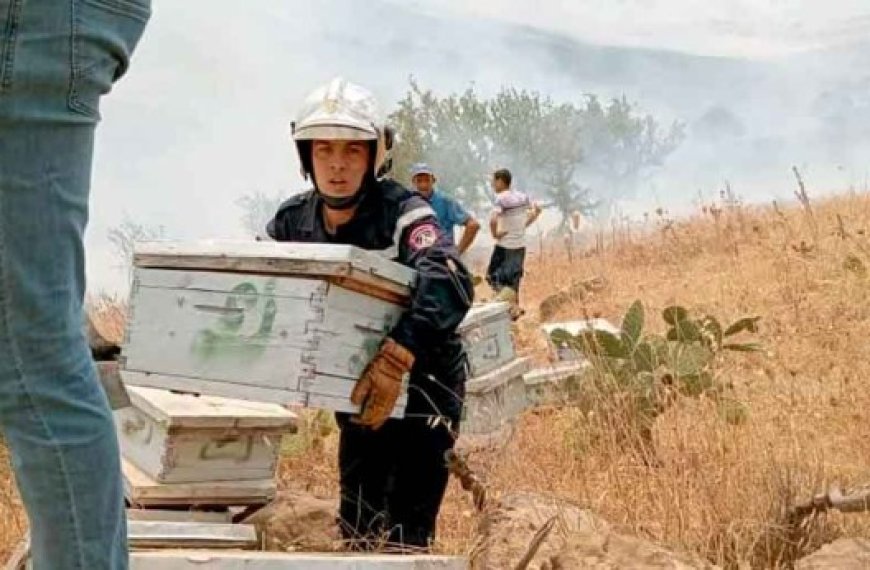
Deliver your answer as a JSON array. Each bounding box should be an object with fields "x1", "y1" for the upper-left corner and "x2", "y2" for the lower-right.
[{"x1": 86, "y1": 0, "x2": 870, "y2": 293}]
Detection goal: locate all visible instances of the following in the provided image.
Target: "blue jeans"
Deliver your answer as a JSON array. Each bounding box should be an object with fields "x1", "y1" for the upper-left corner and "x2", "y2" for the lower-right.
[{"x1": 0, "y1": 1, "x2": 149, "y2": 568}]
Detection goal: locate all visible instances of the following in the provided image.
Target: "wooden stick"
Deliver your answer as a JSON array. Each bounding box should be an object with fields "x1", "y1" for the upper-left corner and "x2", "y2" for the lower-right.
[
  {"x1": 445, "y1": 450, "x2": 486, "y2": 512},
  {"x1": 789, "y1": 486, "x2": 870, "y2": 524},
  {"x1": 512, "y1": 516, "x2": 558, "y2": 570}
]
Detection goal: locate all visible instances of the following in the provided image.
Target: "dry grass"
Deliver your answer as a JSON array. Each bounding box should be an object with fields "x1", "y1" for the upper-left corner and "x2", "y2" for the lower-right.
[{"x1": 4, "y1": 192, "x2": 870, "y2": 567}]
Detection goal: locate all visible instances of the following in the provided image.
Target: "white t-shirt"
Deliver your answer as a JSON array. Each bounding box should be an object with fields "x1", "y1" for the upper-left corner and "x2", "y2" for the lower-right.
[{"x1": 493, "y1": 189, "x2": 532, "y2": 249}]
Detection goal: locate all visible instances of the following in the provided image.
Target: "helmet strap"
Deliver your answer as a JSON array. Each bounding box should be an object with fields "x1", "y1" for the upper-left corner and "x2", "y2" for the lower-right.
[{"x1": 316, "y1": 187, "x2": 368, "y2": 211}]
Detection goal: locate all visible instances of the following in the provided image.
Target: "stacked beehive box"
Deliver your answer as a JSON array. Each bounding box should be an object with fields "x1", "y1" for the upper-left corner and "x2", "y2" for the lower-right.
[
  {"x1": 458, "y1": 303, "x2": 532, "y2": 436},
  {"x1": 116, "y1": 384, "x2": 297, "y2": 513},
  {"x1": 120, "y1": 240, "x2": 534, "y2": 437}
]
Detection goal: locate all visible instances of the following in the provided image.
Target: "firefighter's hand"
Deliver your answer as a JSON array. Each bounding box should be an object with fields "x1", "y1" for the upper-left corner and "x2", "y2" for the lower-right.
[{"x1": 350, "y1": 338, "x2": 415, "y2": 430}]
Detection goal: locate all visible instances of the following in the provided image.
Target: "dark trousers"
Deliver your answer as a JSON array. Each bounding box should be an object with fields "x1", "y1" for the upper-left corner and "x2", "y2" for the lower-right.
[
  {"x1": 486, "y1": 245, "x2": 527, "y2": 295},
  {"x1": 335, "y1": 413, "x2": 456, "y2": 550}
]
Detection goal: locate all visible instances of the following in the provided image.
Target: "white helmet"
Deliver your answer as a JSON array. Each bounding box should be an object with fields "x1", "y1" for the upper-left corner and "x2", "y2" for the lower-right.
[{"x1": 291, "y1": 77, "x2": 393, "y2": 181}]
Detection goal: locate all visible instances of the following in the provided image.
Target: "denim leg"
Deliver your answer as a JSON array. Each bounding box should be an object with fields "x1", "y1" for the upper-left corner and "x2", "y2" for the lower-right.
[{"x1": 0, "y1": 1, "x2": 149, "y2": 569}]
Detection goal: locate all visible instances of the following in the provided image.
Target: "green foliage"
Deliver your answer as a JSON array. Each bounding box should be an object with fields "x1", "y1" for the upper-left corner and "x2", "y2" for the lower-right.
[
  {"x1": 843, "y1": 254, "x2": 867, "y2": 276},
  {"x1": 550, "y1": 301, "x2": 762, "y2": 459},
  {"x1": 388, "y1": 80, "x2": 684, "y2": 222},
  {"x1": 622, "y1": 300, "x2": 645, "y2": 348}
]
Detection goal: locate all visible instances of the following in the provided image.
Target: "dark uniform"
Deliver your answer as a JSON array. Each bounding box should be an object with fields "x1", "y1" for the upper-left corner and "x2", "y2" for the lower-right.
[{"x1": 267, "y1": 179, "x2": 474, "y2": 549}]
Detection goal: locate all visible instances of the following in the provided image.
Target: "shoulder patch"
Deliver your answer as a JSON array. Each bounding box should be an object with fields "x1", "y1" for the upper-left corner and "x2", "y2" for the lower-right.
[{"x1": 407, "y1": 223, "x2": 439, "y2": 251}]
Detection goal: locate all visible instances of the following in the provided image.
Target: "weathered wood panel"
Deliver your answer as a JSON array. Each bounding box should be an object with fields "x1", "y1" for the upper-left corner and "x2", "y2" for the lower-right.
[
  {"x1": 13, "y1": 534, "x2": 468, "y2": 569},
  {"x1": 133, "y1": 241, "x2": 415, "y2": 302},
  {"x1": 96, "y1": 360, "x2": 130, "y2": 410},
  {"x1": 134, "y1": 267, "x2": 331, "y2": 299},
  {"x1": 465, "y1": 357, "x2": 532, "y2": 394},
  {"x1": 125, "y1": 386, "x2": 297, "y2": 430},
  {"x1": 124, "y1": 272, "x2": 319, "y2": 391},
  {"x1": 523, "y1": 362, "x2": 590, "y2": 406},
  {"x1": 123, "y1": 266, "x2": 410, "y2": 417},
  {"x1": 462, "y1": 358, "x2": 532, "y2": 435},
  {"x1": 127, "y1": 509, "x2": 232, "y2": 524},
  {"x1": 309, "y1": 285, "x2": 404, "y2": 379},
  {"x1": 120, "y1": 550, "x2": 467, "y2": 570},
  {"x1": 116, "y1": 405, "x2": 285, "y2": 483},
  {"x1": 122, "y1": 458, "x2": 275, "y2": 508},
  {"x1": 540, "y1": 318, "x2": 621, "y2": 362},
  {"x1": 127, "y1": 520, "x2": 258, "y2": 550},
  {"x1": 458, "y1": 303, "x2": 515, "y2": 378}
]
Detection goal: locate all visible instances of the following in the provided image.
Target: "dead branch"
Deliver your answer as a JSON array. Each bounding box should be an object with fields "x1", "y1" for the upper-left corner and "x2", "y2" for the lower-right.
[
  {"x1": 446, "y1": 449, "x2": 487, "y2": 512},
  {"x1": 835, "y1": 214, "x2": 850, "y2": 240},
  {"x1": 512, "y1": 515, "x2": 558, "y2": 570},
  {"x1": 792, "y1": 166, "x2": 818, "y2": 237},
  {"x1": 788, "y1": 486, "x2": 870, "y2": 526}
]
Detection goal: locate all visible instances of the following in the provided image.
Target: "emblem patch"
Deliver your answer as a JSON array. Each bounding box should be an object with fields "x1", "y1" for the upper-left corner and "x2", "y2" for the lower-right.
[{"x1": 408, "y1": 224, "x2": 439, "y2": 251}]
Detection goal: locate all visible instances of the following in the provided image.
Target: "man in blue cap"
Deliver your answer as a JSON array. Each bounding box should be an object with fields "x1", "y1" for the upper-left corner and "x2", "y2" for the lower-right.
[{"x1": 410, "y1": 163, "x2": 480, "y2": 255}]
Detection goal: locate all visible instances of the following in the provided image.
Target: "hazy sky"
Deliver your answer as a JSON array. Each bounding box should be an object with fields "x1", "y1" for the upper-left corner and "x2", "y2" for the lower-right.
[
  {"x1": 402, "y1": 0, "x2": 870, "y2": 57},
  {"x1": 85, "y1": 0, "x2": 869, "y2": 295}
]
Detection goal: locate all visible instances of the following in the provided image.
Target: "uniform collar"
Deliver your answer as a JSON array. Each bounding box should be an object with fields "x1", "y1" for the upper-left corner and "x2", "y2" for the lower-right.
[
  {"x1": 301, "y1": 187, "x2": 381, "y2": 238},
  {"x1": 300, "y1": 191, "x2": 320, "y2": 233}
]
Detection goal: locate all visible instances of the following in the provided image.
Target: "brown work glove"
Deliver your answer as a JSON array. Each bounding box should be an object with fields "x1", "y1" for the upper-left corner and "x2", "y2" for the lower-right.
[{"x1": 350, "y1": 338, "x2": 415, "y2": 430}]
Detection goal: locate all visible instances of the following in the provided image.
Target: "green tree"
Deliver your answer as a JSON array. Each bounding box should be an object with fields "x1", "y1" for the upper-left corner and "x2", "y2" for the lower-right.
[
  {"x1": 389, "y1": 80, "x2": 493, "y2": 211},
  {"x1": 389, "y1": 81, "x2": 683, "y2": 222},
  {"x1": 576, "y1": 95, "x2": 685, "y2": 215}
]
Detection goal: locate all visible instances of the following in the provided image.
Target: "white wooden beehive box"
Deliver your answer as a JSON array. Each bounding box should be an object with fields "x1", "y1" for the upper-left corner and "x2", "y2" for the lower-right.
[
  {"x1": 122, "y1": 457, "x2": 277, "y2": 508},
  {"x1": 115, "y1": 384, "x2": 297, "y2": 484},
  {"x1": 523, "y1": 361, "x2": 590, "y2": 407},
  {"x1": 540, "y1": 318, "x2": 621, "y2": 362},
  {"x1": 121, "y1": 241, "x2": 415, "y2": 417},
  {"x1": 457, "y1": 302, "x2": 515, "y2": 378},
  {"x1": 461, "y1": 357, "x2": 532, "y2": 435}
]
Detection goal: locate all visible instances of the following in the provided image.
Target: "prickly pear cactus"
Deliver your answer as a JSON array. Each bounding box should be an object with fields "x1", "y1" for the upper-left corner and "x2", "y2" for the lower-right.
[{"x1": 550, "y1": 301, "x2": 761, "y2": 457}]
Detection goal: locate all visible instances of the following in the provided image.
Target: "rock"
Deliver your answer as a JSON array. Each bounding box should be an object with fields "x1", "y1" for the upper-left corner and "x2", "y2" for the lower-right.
[
  {"x1": 474, "y1": 493, "x2": 717, "y2": 570},
  {"x1": 796, "y1": 538, "x2": 870, "y2": 569},
  {"x1": 538, "y1": 276, "x2": 607, "y2": 322},
  {"x1": 244, "y1": 490, "x2": 341, "y2": 553}
]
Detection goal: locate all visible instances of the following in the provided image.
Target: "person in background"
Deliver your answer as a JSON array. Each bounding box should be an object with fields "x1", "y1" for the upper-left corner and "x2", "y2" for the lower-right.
[
  {"x1": 0, "y1": 1, "x2": 150, "y2": 568},
  {"x1": 486, "y1": 168, "x2": 542, "y2": 319},
  {"x1": 409, "y1": 163, "x2": 480, "y2": 255}
]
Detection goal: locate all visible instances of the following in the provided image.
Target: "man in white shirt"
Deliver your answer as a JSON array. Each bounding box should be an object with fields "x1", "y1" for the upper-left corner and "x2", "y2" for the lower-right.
[{"x1": 486, "y1": 168, "x2": 541, "y2": 319}]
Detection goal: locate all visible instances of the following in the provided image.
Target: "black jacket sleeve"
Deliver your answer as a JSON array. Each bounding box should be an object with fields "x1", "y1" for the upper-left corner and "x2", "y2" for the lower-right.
[
  {"x1": 266, "y1": 193, "x2": 310, "y2": 241},
  {"x1": 387, "y1": 196, "x2": 475, "y2": 357}
]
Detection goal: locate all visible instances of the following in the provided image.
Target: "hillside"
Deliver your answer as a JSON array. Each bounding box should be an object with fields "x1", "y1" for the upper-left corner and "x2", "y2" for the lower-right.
[{"x1": 7, "y1": 190, "x2": 870, "y2": 566}]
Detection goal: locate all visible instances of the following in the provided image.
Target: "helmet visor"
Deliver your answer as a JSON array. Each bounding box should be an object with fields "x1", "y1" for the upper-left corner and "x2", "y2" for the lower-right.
[{"x1": 294, "y1": 123, "x2": 377, "y2": 141}]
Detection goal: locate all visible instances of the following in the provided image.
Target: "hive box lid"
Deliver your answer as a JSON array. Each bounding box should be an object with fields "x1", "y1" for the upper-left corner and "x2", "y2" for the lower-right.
[
  {"x1": 109, "y1": 551, "x2": 468, "y2": 570},
  {"x1": 540, "y1": 318, "x2": 621, "y2": 337},
  {"x1": 125, "y1": 383, "x2": 298, "y2": 431},
  {"x1": 466, "y1": 357, "x2": 532, "y2": 393},
  {"x1": 133, "y1": 241, "x2": 415, "y2": 303},
  {"x1": 458, "y1": 302, "x2": 511, "y2": 331}
]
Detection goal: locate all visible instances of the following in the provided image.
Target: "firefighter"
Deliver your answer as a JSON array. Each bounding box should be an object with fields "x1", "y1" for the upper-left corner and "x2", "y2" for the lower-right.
[{"x1": 266, "y1": 78, "x2": 474, "y2": 551}]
